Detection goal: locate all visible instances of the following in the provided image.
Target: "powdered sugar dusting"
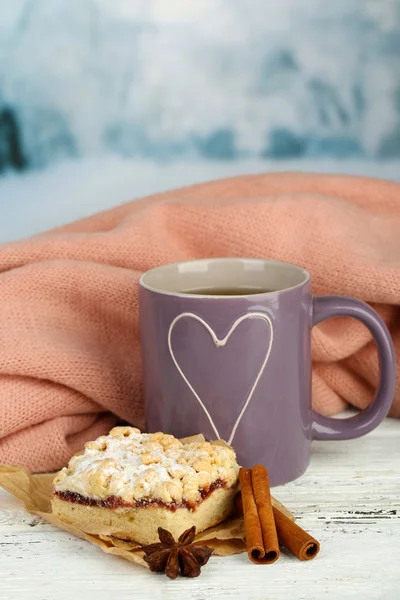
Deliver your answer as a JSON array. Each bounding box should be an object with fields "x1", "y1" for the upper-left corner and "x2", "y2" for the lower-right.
[{"x1": 53, "y1": 427, "x2": 239, "y2": 505}]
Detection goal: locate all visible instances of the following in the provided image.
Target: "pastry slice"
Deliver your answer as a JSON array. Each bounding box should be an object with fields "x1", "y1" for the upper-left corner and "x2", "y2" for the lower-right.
[{"x1": 52, "y1": 427, "x2": 239, "y2": 545}]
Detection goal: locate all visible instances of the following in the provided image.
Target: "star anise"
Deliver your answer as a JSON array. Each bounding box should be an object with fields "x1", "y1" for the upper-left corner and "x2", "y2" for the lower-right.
[{"x1": 142, "y1": 526, "x2": 214, "y2": 579}]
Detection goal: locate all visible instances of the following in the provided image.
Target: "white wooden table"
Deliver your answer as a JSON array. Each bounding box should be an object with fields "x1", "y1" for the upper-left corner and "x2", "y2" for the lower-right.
[{"x1": 1, "y1": 418, "x2": 399, "y2": 600}]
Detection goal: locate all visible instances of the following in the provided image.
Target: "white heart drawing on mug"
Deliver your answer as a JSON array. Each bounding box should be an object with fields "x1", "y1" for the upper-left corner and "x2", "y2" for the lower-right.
[{"x1": 167, "y1": 312, "x2": 273, "y2": 445}]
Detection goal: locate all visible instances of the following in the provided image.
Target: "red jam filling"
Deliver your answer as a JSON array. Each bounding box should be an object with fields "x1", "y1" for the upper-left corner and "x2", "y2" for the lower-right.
[{"x1": 53, "y1": 479, "x2": 227, "y2": 512}]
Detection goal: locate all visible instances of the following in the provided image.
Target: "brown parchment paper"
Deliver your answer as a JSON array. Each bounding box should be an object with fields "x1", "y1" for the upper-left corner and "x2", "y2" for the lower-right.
[{"x1": 0, "y1": 434, "x2": 294, "y2": 569}]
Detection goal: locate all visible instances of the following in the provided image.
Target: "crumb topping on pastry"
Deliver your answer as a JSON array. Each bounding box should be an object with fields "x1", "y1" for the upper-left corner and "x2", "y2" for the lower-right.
[{"x1": 53, "y1": 427, "x2": 239, "y2": 505}]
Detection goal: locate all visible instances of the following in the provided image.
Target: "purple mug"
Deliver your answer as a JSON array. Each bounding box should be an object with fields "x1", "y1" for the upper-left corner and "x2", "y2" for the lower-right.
[{"x1": 139, "y1": 258, "x2": 396, "y2": 486}]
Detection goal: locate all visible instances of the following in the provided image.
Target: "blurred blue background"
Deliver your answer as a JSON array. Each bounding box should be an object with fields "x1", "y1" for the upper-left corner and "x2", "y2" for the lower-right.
[{"x1": 0, "y1": 0, "x2": 399, "y2": 241}]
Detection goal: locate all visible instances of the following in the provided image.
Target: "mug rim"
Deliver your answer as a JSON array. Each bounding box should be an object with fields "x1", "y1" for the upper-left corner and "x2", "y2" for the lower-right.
[{"x1": 139, "y1": 257, "x2": 311, "y2": 298}]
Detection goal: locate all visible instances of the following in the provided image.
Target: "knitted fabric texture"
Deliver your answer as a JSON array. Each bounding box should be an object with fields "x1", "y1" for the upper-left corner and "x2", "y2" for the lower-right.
[{"x1": 0, "y1": 172, "x2": 399, "y2": 472}]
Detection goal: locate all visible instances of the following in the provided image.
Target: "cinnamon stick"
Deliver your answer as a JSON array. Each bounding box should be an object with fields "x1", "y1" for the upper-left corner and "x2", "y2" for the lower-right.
[
  {"x1": 272, "y1": 506, "x2": 320, "y2": 561},
  {"x1": 238, "y1": 467, "x2": 279, "y2": 564},
  {"x1": 251, "y1": 465, "x2": 280, "y2": 562},
  {"x1": 235, "y1": 485, "x2": 320, "y2": 562}
]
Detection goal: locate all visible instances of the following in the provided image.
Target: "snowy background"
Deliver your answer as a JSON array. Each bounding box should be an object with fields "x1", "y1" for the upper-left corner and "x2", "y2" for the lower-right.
[{"x1": 0, "y1": 0, "x2": 400, "y2": 242}]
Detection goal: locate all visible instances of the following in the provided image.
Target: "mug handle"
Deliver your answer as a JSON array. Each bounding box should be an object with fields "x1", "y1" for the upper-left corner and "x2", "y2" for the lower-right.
[{"x1": 311, "y1": 296, "x2": 396, "y2": 440}]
